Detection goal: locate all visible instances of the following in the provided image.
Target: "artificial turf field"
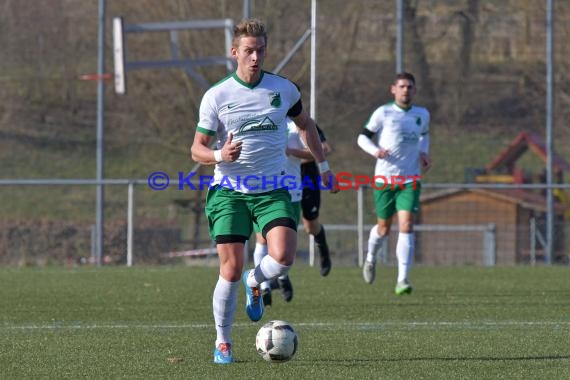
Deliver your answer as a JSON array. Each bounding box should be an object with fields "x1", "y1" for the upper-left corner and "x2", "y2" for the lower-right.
[{"x1": 1, "y1": 264, "x2": 569, "y2": 379}]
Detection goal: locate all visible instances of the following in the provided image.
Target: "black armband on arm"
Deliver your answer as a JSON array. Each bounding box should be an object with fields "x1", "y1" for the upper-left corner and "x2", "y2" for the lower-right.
[
  {"x1": 360, "y1": 129, "x2": 375, "y2": 138},
  {"x1": 287, "y1": 99, "x2": 303, "y2": 118}
]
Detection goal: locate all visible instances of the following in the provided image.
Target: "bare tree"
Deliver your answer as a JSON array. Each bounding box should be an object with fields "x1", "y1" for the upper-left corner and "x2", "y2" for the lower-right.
[
  {"x1": 451, "y1": 0, "x2": 479, "y2": 125},
  {"x1": 403, "y1": 0, "x2": 437, "y2": 112}
]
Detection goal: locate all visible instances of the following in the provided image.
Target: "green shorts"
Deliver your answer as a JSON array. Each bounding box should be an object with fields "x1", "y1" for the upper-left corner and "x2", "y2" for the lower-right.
[
  {"x1": 205, "y1": 186, "x2": 297, "y2": 242},
  {"x1": 373, "y1": 181, "x2": 421, "y2": 220},
  {"x1": 253, "y1": 201, "x2": 300, "y2": 234}
]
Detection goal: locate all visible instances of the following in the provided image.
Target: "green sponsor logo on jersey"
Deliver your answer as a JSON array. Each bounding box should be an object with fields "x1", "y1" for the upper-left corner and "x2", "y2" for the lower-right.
[
  {"x1": 269, "y1": 92, "x2": 281, "y2": 108},
  {"x1": 402, "y1": 131, "x2": 419, "y2": 143},
  {"x1": 235, "y1": 116, "x2": 278, "y2": 135}
]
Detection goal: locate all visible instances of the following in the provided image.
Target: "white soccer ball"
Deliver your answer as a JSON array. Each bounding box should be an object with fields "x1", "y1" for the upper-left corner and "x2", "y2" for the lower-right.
[{"x1": 255, "y1": 320, "x2": 298, "y2": 362}]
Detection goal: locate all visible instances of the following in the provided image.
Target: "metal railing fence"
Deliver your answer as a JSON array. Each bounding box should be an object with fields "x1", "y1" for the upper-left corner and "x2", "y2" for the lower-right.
[{"x1": 1, "y1": 179, "x2": 569, "y2": 266}]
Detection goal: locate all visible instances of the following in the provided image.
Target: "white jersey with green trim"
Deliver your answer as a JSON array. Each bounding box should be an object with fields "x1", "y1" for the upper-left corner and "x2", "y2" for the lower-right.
[
  {"x1": 363, "y1": 102, "x2": 430, "y2": 182},
  {"x1": 197, "y1": 71, "x2": 301, "y2": 193},
  {"x1": 285, "y1": 119, "x2": 304, "y2": 202}
]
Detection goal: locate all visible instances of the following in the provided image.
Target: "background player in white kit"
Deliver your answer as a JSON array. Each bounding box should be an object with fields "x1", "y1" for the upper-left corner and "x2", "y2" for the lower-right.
[{"x1": 357, "y1": 72, "x2": 431, "y2": 295}]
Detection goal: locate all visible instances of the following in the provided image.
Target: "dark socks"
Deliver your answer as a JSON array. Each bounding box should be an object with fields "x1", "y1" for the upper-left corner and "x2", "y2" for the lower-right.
[
  {"x1": 315, "y1": 226, "x2": 331, "y2": 276},
  {"x1": 315, "y1": 226, "x2": 330, "y2": 257}
]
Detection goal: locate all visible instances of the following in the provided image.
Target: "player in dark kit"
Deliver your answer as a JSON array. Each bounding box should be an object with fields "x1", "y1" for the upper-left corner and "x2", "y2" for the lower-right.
[{"x1": 299, "y1": 125, "x2": 333, "y2": 277}]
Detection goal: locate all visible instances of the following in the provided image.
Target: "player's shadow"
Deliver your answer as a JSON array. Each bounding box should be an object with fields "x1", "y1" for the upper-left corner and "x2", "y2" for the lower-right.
[{"x1": 297, "y1": 354, "x2": 570, "y2": 365}]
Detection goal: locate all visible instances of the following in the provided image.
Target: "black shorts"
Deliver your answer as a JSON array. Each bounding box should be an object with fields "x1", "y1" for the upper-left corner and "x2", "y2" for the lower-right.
[{"x1": 300, "y1": 161, "x2": 321, "y2": 221}]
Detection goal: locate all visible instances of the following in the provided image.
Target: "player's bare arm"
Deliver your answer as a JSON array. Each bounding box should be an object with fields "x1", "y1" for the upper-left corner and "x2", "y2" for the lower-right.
[
  {"x1": 300, "y1": 140, "x2": 331, "y2": 164},
  {"x1": 291, "y1": 111, "x2": 325, "y2": 163},
  {"x1": 375, "y1": 148, "x2": 390, "y2": 159},
  {"x1": 321, "y1": 141, "x2": 332, "y2": 156},
  {"x1": 191, "y1": 131, "x2": 242, "y2": 165},
  {"x1": 420, "y1": 152, "x2": 432, "y2": 172},
  {"x1": 291, "y1": 111, "x2": 339, "y2": 193},
  {"x1": 286, "y1": 146, "x2": 313, "y2": 161}
]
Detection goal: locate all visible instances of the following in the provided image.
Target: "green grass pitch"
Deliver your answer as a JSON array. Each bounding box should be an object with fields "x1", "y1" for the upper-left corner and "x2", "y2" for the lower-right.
[{"x1": 1, "y1": 264, "x2": 569, "y2": 379}]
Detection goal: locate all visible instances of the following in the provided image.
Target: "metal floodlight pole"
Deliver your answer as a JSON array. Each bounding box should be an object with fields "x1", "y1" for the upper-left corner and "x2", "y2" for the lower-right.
[
  {"x1": 95, "y1": 0, "x2": 106, "y2": 266},
  {"x1": 308, "y1": 0, "x2": 318, "y2": 265},
  {"x1": 396, "y1": 0, "x2": 404, "y2": 73},
  {"x1": 545, "y1": 0, "x2": 555, "y2": 264},
  {"x1": 310, "y1": 0, "x2": 317, "y2": 120},
  {"x1": 243, "y1": 0, "x2": 252, "y2": 19}
]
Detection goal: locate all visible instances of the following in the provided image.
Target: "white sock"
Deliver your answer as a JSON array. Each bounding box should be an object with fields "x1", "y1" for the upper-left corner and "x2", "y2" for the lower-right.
[
  {"x1": 366, "y1": 225, "x2": 386, "y2": 263},
  {"x1": 396, "y1": 232, "x2": 414, "y2": 283},
  {"x1": 213, "y1": 275, "x2": 239, "y2": 346},
  {"x1": 253, "y1": 242, "x2": 268, "y2": 266},
  {"x1": 247, "y1": 255, "x2": 289, "y2": 287},
  {"x1": 253, "y1": 243, "x2": 271, "y2": 291}
]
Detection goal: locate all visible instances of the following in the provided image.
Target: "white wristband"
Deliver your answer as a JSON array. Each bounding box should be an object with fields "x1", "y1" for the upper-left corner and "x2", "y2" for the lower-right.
[
  {"x1": 317, "y1": 160, "x2": 330, "y2": 173},
  {"x1": 213, "y1": 149, "x2": 223, "y2": 163}
]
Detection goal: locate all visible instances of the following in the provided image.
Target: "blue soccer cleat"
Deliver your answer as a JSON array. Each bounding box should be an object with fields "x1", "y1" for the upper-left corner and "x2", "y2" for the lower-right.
[
  {"x1": 242, "y1": 269, "x2": 264, "y2": 322},
  {"x1": 213, "y1": 343, "x2": 233, "y2": 364}
]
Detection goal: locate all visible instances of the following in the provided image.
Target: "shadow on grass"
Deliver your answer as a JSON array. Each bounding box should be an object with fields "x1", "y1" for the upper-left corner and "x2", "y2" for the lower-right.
[{"x1": 295, "y1": 354, "x2": 570, "y2": 365}]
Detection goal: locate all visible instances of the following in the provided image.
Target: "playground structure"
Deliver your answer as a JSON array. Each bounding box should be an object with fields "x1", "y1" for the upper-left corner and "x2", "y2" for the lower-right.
[{"x1": 470, "y1": 131, "x2": 570, "y2": 219}]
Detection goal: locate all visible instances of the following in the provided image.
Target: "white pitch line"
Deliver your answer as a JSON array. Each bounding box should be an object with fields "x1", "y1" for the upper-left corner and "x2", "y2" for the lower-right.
[{"x1": 2, "y1": 321, "x2": 570, "y2": 331}]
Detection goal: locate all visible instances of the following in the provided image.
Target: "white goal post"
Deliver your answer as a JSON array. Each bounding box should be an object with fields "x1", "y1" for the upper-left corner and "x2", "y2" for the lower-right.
[
  {"x1": 111, "y1": 17, "x2": 234, "y2": 95},
  {"x1": 112, "y1": 17, "x2": 126, "y2": 95}
]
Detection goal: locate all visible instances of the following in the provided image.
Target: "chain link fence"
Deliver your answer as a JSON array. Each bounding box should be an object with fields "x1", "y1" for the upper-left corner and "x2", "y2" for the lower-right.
[{"x1": 1, "y1": 0, "x2": 569, "y2": 266}]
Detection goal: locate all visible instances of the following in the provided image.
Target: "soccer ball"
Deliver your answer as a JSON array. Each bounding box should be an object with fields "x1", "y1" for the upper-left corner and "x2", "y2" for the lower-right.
[{"x1": 255, "y1": 320, "x2": 298, "y2": 362}]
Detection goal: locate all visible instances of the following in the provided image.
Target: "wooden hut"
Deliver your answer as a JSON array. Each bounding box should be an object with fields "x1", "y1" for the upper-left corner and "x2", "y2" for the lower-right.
[{"x1": 417, "y1": 188, "x2": 565, "y2": 265}]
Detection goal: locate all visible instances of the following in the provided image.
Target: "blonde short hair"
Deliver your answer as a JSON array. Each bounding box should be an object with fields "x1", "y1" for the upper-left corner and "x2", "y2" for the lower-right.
[{"x1": 232, "y1": 18, "x2": 267, "y2": 47}]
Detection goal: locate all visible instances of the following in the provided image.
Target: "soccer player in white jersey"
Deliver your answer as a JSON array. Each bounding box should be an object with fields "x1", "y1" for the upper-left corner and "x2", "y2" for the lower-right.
[
  {"x1": 191, "y1": 18, "x2": 339, "y2": 364},
  {"x1": 357, "y1": 72, "x2": 431, "y2": 295}
]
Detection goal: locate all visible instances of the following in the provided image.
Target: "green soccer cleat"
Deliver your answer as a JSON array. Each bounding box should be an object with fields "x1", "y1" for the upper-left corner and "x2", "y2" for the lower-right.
[{"x1": 395, "y1": 280, "x2": 413, "y2": 295}]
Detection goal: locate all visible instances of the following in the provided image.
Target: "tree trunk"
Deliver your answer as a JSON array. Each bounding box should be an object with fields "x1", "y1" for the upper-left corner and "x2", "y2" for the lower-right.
[{"x1": 403, "y1": 0, "x2": 437, "y2": 112}]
